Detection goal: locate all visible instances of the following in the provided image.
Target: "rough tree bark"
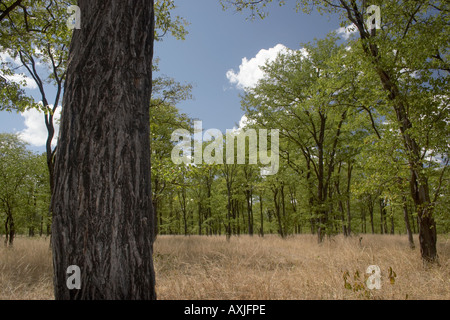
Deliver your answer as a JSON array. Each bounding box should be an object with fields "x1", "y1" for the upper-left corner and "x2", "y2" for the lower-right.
[{"x1": 51, "y1": 1, "x2": 156, "y2": 299}]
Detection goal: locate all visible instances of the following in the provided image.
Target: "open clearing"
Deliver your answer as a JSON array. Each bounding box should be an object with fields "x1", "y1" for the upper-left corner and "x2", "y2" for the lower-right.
[{"x1": 1, "y1": 234, "x2": 448, "y2": 300}]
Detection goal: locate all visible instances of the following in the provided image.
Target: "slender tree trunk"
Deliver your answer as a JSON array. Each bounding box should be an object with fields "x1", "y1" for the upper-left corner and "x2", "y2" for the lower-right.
[
  {"x1": 280, "y1": 183, "x2": 286, "y2": 236},
  {"x1": 51, "y1": 1, "x2": 156, "y2": 300},
  {"x1": 390, "y1": 206, "x2": 395, "y2": 235},
  {"x1": 245, "y1": 189, "x2": 252, "y2": 236},
  {"x1": 411, "y1": 203, "x2": 417, "y2": 234},
  {"x1": 336, "y1": 162, "x2": 347, "y2": 236},
  {"x1": 206, "y1": 177, "x2": 212, "y2": 236},
  {"x1": 198, "y1": 201, "x2": 202, "y2": 236},
  {"x1": 273, "y1": 187, "x2": 284, "y2": 238},
  {"x1": 4, "y1": 216, "x2": 9, "y2": 246},
  {"x1": 288, "y1": 186, "x2": 299, "y2": 234},
  {"x1": 241, "y1": 201, "x2": 246, "y2": 235},
  {"x1": 159, "y1": 201, "x2": 163, "y2": 235},
  {"x1": 361, "y1": 207, "x2": 366, "y2": 233},
  {"x1": 4, "y1": 209, "x2": 14, "y2": 246},
  {"x1": 259, "y1": 193, "x2": 264, "y2": 237},
  {"x1": 190, "y1": 209, "x2": 194, "y2": 233},
  {"x1": 45, "y1": 121, "x2": 55, "y2": 193},
  {"x1": 226, "y1": 180, "x2": 232, "y2": 241},
  {"x1": 40, "y1": 215, "x2": 43, "y2": 237},
  {"x1": 267, "y1": 209, "x2": 273, "y2": 234},
  {"x1": 168, "y1": 192, "x2": 174, "y2": 234},
  {"x1": 183, "y1": 210, "x2": 187, "y2": 236},
  {"x1": 152, "y1": 177, "x2": 159, "y2": 238},
  {"x1": 236, "y1": 200, "x2": 241, "y2": 235},
  {"x1": 317, "y1": 137, "x2": 325, "y2": 243},
  {"x1": 346, "y1": 162, "x2": 352, "y2": 236},
  {"x1": 9, "y1": 216, "x2": 14, "y2": 246},
  {"x1": 367, "y1": 196, "x2": 375, "y2": 234},
  {"x1": 152, "y1": 197, "x2": 159, "y2": 237},
  {"x1": 380, "y1": 199, "x2": 388, "y2": 234},
  {"x1": 402, "y1": 196, "x2": 415, "y2": 249},
  {"x1": 179, "y1": 189, "x2": 188, "y2": 236}
]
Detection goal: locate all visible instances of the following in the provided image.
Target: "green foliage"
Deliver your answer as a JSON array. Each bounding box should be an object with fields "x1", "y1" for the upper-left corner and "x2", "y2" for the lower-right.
[
  {"x1": 0, "y1": 0, "x2": 73, "y2": 112},
  {"x1": 155, "y1": 0, "x2": 189, "y2": 41},
  {"x1": 152, "y1": 1, "x2": 448, "y2": 237},
  {"x1": 1, "y1": 0, "x2": 448, "y2": 241},
  {"x1": 342, "y1": 269, "x2": 373, "y2": 299},
  {"x1": 0, "y1": 71, "x2": 34, "y2": 112},
  {"x1": 0, "y1": 133, "x2": 51, "y2": 242},
  {"x1": 0, "y1": 0, "x2": 190, "y2": 113}
]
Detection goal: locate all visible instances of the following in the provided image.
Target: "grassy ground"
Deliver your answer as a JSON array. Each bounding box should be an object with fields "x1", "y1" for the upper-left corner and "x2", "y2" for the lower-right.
[{"x1": 1, "y1": 234, "x2": 449, "y2": 300}]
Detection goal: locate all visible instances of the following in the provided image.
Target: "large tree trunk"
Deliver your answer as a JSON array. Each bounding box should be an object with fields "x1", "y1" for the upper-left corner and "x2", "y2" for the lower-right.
[{"x1": 51, "y1": 1, "x2": 156, "y2": 300}]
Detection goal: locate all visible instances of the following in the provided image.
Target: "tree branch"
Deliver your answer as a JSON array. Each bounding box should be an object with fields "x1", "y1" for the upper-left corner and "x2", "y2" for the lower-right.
[{"x1": 0, "y1": 0, "x2": 22, "y2": 22}]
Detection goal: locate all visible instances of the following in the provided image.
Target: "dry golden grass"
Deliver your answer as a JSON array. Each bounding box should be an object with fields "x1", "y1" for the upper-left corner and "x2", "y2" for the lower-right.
[
  {"x1": 0, "y1": 236, "x2": 54, "y2": 300},
  {"x1": 1, "y1": 234, "x2": 448, "y2": 300},
  {"x1": 154, "y1": 234, "x2": 449, "y2": 300}
]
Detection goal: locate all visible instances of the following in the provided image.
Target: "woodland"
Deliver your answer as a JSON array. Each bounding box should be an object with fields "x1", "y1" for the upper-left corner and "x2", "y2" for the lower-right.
[{"x1": 0, "y1": 0, "x2": 448, "y2": 300}]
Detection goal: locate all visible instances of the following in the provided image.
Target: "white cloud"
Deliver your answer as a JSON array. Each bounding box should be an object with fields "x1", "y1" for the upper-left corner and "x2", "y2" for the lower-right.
[
  {"x1": 1, "y1": 72, "x2": 38, "y2": 90},
  {"x1": 228, "y1": 114, "x2": 257, "y2": 136},
  {"x1": 0, "y1": 50, "x2": 21, "y2": 65},
  {"x1": 238, "y1": 114, "x2": 255, "y2": 130},
  {"x1": 226, "y1": 44, "x2": 291, "y2": 90},
  {"x1": 336, "y1": 24, "x2": 358, "y2": 40},
  {"x1": 1, "y1": 51, "x2": 38, "y2": 90},
  {"x1": 19, "y1": 106, "x2": 61, "y2": 147}
]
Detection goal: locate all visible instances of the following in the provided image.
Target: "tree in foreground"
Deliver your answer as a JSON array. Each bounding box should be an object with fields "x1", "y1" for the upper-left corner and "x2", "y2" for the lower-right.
[{"x1": 51, "y1": 1, "x2": 156, "y2": 299}]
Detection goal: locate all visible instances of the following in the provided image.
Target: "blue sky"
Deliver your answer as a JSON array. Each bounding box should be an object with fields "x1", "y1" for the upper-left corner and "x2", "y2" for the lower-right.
[
  {"x1": 0, "y1": 0, "x2": 344, "y2": 153},
  {"x1": 155, "y1": 0, "x2": 341, "y2": 130}
]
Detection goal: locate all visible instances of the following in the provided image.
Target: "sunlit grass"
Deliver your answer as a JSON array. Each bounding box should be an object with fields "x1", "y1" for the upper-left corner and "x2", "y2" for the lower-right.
[
  {"x1": 154, "y1": 234, "x2": 449, "y2": 300},
  {"x1": 1, "y1": 234, "x2": 448, "y2": 300}
]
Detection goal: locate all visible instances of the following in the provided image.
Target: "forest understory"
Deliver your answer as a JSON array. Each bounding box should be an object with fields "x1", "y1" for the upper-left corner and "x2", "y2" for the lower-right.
[{"x1": 1, "y1": 234, "x2": 448, "y2": 300}]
